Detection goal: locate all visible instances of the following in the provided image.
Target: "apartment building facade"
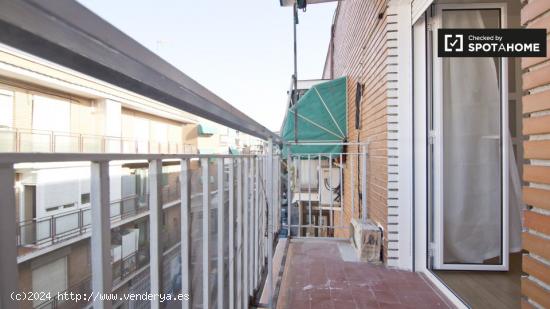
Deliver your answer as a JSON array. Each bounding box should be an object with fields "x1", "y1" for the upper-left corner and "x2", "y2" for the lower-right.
[{"x1": 0, "y1": 42, "x2": 246, "y2": 308}]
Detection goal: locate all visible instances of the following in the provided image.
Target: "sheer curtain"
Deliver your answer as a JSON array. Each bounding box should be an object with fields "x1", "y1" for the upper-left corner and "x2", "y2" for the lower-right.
[{"x1": 441, "y1": 10, "x2": 523, "y2": 264}]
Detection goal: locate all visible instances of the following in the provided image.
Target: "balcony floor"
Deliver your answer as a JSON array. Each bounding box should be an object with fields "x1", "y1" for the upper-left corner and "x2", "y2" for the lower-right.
[{"x1": 277, "y1": 239, "x2": 454, "y2": 309}]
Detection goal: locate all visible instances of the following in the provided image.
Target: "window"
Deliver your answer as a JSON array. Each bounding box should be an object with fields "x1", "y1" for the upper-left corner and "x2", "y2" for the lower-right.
[
  {"x1": 81, "y1": 193, "x2": 90, "y2": 205},
  {"x1": 46, "y1": 206, "x2": 60, "y2": 212}
]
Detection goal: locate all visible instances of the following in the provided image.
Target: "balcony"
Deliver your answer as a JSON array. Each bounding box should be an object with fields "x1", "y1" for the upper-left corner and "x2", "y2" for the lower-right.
[
  {"x1": 16, "y1": 194, "x2": 149, "y2": 259},
  {"x1": 0, "y1": 127, "x2": 197, "y2": 154},
  {"x1": 0, "y1": 2, "x2": 459, "y2": 308},
  {"x1": 0, "y1": 145, "x2": 457, "y2": 309},
  {"x1": 0, "y1": 151, "x2": 280, "y2": 309}
]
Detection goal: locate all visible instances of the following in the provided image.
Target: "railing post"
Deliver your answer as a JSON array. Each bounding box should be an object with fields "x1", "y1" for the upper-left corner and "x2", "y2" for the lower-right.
[
  {"x1": 339, "y1": 153, "x2": 344, "y2": 228},
  {"x1": 243, "y1": 157, "x2": 249, "y2": 308},
  {"x1": 217, "y1": 158, "x2": 225, "y2": 309},
  {"x1": 308, "y1": 154, "x2": 312, "y2": 227},
  {"x1": 90, "y1": 161, "x2": 112, "y2": 309},
  {"x1": 0, "y1": 164, "x2": 19, "y2": 309},
  {"x1": 50, "y1": 131, "x2": 54, "y2": 152},
  {"x1": 318, "y1": 155, "x2": 322, "y2": 234},
  {"x1": 329, "y1": 154, "x2": 333, "y2": 234},
  {"x1": 16, "y1": 130, "x2": 20, "y2": 152},
  {"x1": 148, "y1": 159, "x2": 163, "y2": 309},
  {"x1": 248, "y1": 158, "x2": 254, "y2": 294},
  {"x1": 201, "y1": 158, "x2": 210, "y2": 309},
  {"x1": 266, "y1": 139, "x2": 274, "y2": 309},
  {"x1": 253, "y1": 157, "x2": 259, "y2": 289},
  {"x1": 79, "y1": 209, "x2": 84, "y2": 235},
  {"x1": 361, "y1": 144, "x2": 368, "y2": 222},
  {"x1": 180, "y1": 159, "x2": 190, "y2": 309},
  {"x1": 287, "y1": 152, "x2": 292, "y2": 238},
  {"x1": 50, "y1": 215, "x2": 55, "y2": 242},
  {"x1": 236, "y1": 158, "x2": 243, "y2": 309},
  {"x1": 228, "y1": 159, "x2": 235, "y2": 309}
]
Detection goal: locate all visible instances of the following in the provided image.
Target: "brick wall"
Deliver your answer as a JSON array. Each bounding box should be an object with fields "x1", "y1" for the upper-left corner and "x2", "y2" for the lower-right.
[
  {"x1": 521, "y1": 0, "x2": 550, "y2": 307},
  {"x1": 327, "y1": 0, "x2": 391, "y2": 262}
]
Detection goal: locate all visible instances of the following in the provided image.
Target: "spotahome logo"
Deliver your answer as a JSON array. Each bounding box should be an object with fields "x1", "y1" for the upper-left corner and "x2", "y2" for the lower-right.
[
  {"x1": 444, "y1": 34, "x2": 463, "y2": 52},
  {"x1": 438, "y1": 29, "x2": 546, "y2": 57}
]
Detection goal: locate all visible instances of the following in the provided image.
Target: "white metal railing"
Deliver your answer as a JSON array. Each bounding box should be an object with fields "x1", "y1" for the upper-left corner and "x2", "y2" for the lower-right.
[
  {"x1": 282, "y1": 143, "x2": 369, "y2": 238},
  {"x1": 17, "y1": 195, "x2": 149, "y2": 252},
  {"x1": 0, "y1": 127, "x2": 197, "y2": 154},
  {"x1": 0, "y1": 148, "x2": 281, "y2": 309}
]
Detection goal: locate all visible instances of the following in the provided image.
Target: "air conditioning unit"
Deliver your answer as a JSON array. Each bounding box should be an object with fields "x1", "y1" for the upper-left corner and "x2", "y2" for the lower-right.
[{"x1": 319, "y1": 167, "x2": 340, "y2": 206}]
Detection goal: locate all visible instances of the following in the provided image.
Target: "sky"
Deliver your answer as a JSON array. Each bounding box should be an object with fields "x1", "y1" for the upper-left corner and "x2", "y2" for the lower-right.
[{"x1": 77, "y1": 0, "x2": 337, "y2": 132}]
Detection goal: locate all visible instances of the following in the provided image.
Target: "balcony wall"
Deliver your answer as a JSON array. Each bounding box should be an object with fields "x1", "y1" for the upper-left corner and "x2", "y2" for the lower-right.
[{"x1": 521, "y1": 0, "x2": 550, "y2": 307}]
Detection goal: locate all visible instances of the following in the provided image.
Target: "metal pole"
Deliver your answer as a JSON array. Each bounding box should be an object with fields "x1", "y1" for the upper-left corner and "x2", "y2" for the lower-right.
[
  {"x1": 329, "y1": 154, "x2": 333, "y2": 234},
  {"x1": 254, "y1": 157, "x2": 259, "y2": 288},
  {"x1": 339, "y1": 153, "x2": 343, "y2": 229},
  {"x1": 148, "y1": 159, "x2": 163, "y2": 309},
  {"x1": 296, "y1": 156, "x2": 301, "y2": 237},
  {"x1": 180, "y1": 159, "x2": 190, "y2": 309},
  {"x1": 217, "y1": 158, "x2": 224, "y2": 309},
  {"x1": 293, "y1": 3, "x2": 298, "y2": 143},
  {"x1": 318, "y1": 155, "x2": 322, "y2": 234},
  {"x1": 201, "y1": 158, "x2": 210, "y2": 309},
  {"x1": 361, "y1": 145, "x2": 368, "y2": 222},
  {"x1": 228, "y1": 159, "x2": 235, "y2": 309},
  {"x1": 243, "y1": 158, "x2": 249, "y2": 308},
  {"x1": 287, "y1": 153, "x2": 292, "y2": 237},
  {"x1": 267, "y1": 139, "x2": 274, "y2": 309},
  {"x1": 308, "y1": 154, "x2": 312, "y2": 228},
  {"x1": 351, "y1": 154, "x2": 355, "y2": 220},
  {"x1": 248, "y1": 158, "x2": 254, "y2": 293},
  {"x1": 236, "y1": 159, "x2": 243, "y2": 309}
]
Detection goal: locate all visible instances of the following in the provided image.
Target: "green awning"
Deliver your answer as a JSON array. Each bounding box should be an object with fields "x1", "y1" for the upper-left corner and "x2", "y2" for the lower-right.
[
  {"x1": 281, "y1": 77, "x2": 347, "y2": 155},
  {"x1": 229, "y1": 147, "x2": 240, "y2": 155},
  {"x1": 198, "y1": 123, "x2": 218, "y2": 136}
]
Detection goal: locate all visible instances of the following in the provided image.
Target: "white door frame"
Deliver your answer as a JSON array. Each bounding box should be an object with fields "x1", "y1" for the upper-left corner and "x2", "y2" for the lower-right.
[
  {"x1": 412, "y1": 13, "x2": 467, "y2": 308},
  {"x1": 431, "y1": 2, "x2": 509, "y2": 271}
]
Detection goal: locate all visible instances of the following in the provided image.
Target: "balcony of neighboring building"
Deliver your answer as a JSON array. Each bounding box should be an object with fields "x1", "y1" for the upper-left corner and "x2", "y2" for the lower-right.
[
  {"x1": 0, "y1": 126, "x2": 197, "y2": 155},
  {"x1": 14, "y1": 163, "x2": 187, "y2": 261}
]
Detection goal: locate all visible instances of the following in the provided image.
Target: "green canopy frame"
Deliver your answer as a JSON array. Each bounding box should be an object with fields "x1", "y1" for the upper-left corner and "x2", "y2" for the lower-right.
[{"x1": 281, "y1": 77, "x2": 347, "y2": 155}]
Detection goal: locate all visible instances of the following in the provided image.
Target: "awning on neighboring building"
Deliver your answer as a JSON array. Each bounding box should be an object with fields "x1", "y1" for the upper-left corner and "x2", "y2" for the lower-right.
[
  {"x1": 229, "y1": 147, "x2": 240, "y2": 155},
  {"x1": 281, "y1": 76, "x2": 347, "y2": 155},
  {"x1": 198, "y1": 123, "x2": 218, "y2": 136}
]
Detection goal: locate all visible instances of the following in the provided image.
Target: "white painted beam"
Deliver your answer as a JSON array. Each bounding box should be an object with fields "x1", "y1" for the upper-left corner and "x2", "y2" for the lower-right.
[
  {"x1": 148, "y1": 159, "x2": 163, "y2": 309},
  {"x1": 90, "y1": 161, "x2": 113, "y2": 309},
  {"x1": 0, "y1": 164, "x2": 19, "y2": 309}
]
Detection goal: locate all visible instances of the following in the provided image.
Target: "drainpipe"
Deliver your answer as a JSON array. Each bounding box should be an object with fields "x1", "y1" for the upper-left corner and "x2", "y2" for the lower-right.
[{"x1": 330, "y1": 24, "x2": 335, "y2": 80}]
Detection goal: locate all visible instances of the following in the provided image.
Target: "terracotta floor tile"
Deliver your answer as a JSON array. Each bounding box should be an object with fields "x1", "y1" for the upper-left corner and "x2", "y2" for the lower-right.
[{"x1": 276, "y1": 240, "x2": 453, "y2": 309}]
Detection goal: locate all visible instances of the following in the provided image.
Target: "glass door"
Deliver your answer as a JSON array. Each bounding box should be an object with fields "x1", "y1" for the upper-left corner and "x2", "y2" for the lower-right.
[{"x1": 430, "y1": 3, "x2": 509, "y2": 271}]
